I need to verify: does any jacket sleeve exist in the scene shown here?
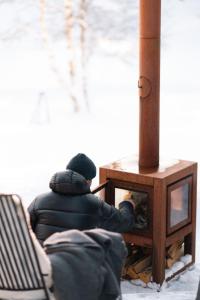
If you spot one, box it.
[27,199,37,232]
[98,200,136,233]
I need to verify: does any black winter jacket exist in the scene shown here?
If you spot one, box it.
[28,170,135,244]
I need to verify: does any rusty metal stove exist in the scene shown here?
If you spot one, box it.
[93,0,197,285]
[94,157,197,284]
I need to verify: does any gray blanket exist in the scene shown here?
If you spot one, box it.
[44,229,127,300]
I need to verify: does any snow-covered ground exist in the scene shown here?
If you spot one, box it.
[0,0,200,299]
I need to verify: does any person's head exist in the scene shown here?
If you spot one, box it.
[66,153,96,184]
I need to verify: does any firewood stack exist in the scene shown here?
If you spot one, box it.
[122,240,184,283]
[166,240,184,268]
[122,244,152,283]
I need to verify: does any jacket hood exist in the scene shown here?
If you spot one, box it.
[49,170,91,195]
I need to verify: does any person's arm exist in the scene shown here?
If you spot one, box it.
[98,200,136,233]
[27,199,37,232]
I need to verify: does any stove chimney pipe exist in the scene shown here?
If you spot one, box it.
[139,0,161,168]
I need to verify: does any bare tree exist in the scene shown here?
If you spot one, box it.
[64,0,80,112]
[39,0,66,86]
[78,0,89,111]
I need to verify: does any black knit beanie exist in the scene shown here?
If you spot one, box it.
[66,153,96,180]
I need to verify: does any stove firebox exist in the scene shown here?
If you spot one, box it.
[93,157,197,284]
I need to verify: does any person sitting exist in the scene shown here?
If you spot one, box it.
[25,204,127,300]
[28,153,136,245]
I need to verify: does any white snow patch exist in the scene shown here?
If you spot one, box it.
[180,254,193,265]
[131,279,147,288]
[171,261,185,274]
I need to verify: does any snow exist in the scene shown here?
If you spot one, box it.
[0,0,200,299]
[122,264,200,299]
[180,254,193,265]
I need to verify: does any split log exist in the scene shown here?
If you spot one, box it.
[131,255,152,274]
[166,247,183,269]
[138,268,152,284]
[167,240,183,259]
[126,266,139,280]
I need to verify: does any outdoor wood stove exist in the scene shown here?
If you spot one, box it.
[93,0,198,285]
[94,157,197,284]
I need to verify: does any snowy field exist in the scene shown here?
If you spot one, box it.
[0,0,200,299]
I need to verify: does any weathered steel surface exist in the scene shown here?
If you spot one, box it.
[139,0,161,168]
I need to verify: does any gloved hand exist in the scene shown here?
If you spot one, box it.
[123,199,136,210]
